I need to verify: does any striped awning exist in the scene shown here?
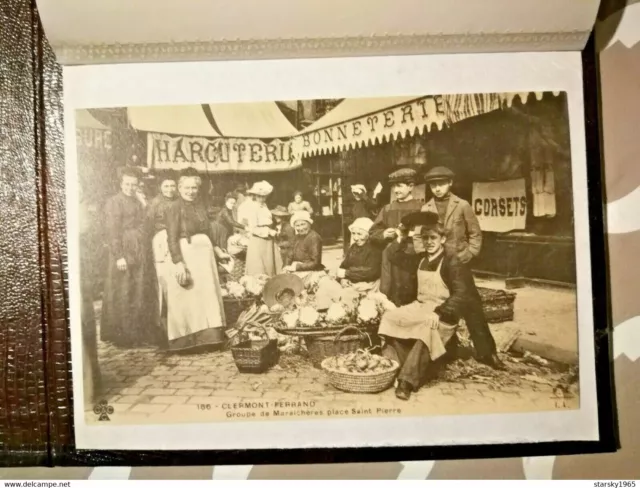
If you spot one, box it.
[294,92,559,157]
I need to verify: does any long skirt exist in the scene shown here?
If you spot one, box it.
[245,234,282,277]
[378,300,458,362]
[101,234,159,347]
[166,234,226,352]
[152,230,172,323]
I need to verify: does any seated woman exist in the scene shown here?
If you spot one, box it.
[283,211,323,273]
[336,217,382,291]
[283,211,325,287]
[378,211,503,401]
[314,217,382,311]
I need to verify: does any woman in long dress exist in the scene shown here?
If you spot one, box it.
[212,192,245,250]
[165,172,227,351]
[101,167,159,347]
[244,181,283,277]
[146,174,178,328]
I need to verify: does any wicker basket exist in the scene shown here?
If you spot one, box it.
[478,287,516,323]
[321,354,399,394]
[223,296,256,328]
[229,323,279,374]
[304,326,371,369]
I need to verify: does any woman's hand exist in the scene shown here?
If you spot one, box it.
[425,312,440,330]
[175,262,189,284]
[336,268,346,279]
[116,258,127,272]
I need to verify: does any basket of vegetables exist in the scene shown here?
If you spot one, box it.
[229,322,279,374]
[321,349,399,394]
[221,275,269,327]
[305,326,372,369]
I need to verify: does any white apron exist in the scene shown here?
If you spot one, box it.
[378,257,458,361]
[166,234,226,350]
[152,230,171,319]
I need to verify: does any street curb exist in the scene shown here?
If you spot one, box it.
[511,337,578,366]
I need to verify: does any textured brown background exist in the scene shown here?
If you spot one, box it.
[0,0,633,477]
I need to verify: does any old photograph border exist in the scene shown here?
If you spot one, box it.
[64,51,601,452]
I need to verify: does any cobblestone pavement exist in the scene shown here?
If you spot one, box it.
[90,245,579,423]
[94,338,578,423]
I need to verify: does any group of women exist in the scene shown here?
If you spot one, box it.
[95,168,368,355]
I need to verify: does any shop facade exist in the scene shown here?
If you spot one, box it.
[295,92,576,285]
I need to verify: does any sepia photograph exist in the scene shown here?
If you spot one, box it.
[64,52,598,451]
[75,91,581,425]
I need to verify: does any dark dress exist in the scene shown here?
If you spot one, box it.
[370,199,423,306]
[340,241,382,283]
[164,198,226,350]
[147,194,176,234]
[211,206,244,250]
[101,192,159,347]
[275,221,296,266]
[290,229,324,271]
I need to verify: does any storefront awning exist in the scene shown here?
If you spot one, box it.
[294,92,556,157]
[128,102,301,174]
[128,105,220,137]
[76,109,110,130]
[202,102,298,138]
[127,102,298,139]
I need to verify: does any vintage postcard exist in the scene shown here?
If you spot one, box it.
[65,52,598,450]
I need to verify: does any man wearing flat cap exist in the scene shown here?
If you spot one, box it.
[421,166,482,264]
[370,168,423,306]
[379,211,504,400]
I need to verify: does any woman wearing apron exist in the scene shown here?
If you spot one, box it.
[165,171,227,351]
[379,211,502,400]
[147,173,178,328]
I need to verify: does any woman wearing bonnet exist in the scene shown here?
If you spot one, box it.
[337,217,382,290]
[244,180,283,277]
[164,168,227,351]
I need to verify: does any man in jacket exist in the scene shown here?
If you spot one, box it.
[370,168,423,306]
[421,166,482,264]
[379,211,504,400]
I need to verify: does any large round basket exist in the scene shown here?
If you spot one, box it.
[321,357,399,394]
[274,321,379,338]
[229,323,279,374]
[224,296,256,328]
[304,326,371,369]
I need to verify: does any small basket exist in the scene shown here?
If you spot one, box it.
[229,323,279,374]
[223,296,256,328]
[304,325,371,369]
[321,352,399,394]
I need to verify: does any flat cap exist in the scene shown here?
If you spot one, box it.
[388,167,417,184]
[424,166,455,183]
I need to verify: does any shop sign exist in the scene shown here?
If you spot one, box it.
[472,178,527,233]
[148,133,301,173]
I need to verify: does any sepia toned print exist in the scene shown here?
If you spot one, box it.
[75,92,579,428]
